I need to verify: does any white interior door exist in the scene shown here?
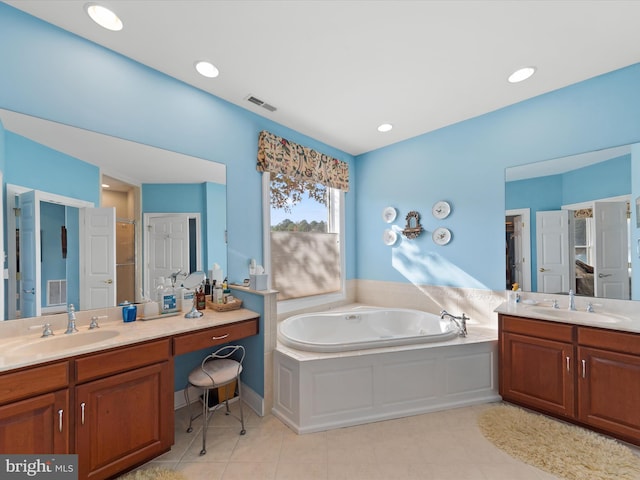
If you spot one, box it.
[18,190,41,318]
[536,210,574,294]
[146,215,191,294]
[593,201,629,299]
[80,207,116,310]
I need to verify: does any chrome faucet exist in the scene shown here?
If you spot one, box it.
[440,310,468,337]
[41,323,54,337]
[65,304,79,334]
[568,289,576,311]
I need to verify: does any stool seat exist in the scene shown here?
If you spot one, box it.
[188,359,242,387]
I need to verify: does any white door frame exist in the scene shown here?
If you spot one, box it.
[506,208,531,292]
[5,184,93,320]
[143,212,202,297]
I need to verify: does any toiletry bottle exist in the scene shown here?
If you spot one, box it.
[156,276,165,305]
[204,278,211,295]
[215,283,224,304]
[196,286,206,310]
[160,278,177,313]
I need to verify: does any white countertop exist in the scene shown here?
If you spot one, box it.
[0,308,259,372]
[495,300,640,334]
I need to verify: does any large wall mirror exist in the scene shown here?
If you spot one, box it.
[505,143,637,300]
[1,109,227,320]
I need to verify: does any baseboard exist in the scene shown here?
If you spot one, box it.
[174,382,264,417]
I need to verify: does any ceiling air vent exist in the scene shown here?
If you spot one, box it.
[246,95,277,113]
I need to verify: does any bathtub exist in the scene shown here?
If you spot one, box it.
[278,308,459,352]
[273,306,499,434]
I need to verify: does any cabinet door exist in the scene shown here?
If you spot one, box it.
[0,390,69,454]
[578,346,640,442]
[75,362,172,480]
[502,332,575,417]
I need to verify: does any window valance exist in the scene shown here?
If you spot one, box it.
[257,130,349,191]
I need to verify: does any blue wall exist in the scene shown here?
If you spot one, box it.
[356,65,640,291]
[0,2,356,287]
[5,132,99,204]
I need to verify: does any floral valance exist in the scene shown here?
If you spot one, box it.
[257,130,349,191]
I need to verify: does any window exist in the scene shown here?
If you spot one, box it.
[574,216,593,265]
[263,172,344,308]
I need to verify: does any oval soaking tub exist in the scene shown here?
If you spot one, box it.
[278,307,459,352]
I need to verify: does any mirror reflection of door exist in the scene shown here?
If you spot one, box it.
[144,213,201,298]
[535,203,630,299]
[100,175,141,305]
[18,190,40,318]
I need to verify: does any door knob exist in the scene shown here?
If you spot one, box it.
[22,288,35,294]
[104,279,113,284]
[539,268,548,272]
[598,273,612,278]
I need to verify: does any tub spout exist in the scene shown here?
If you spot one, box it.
[440,310,468,337]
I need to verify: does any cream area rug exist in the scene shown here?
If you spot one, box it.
[117,467,188,480]
[478,403,640,480]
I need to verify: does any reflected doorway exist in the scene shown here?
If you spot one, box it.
[101,175,141,304]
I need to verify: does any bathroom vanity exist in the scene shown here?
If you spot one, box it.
[497,304,640,446]
[0,309,259,479]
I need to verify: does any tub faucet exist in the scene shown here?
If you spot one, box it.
[440,310,468,337]
[568,289,576,311]
[65,304,79,334]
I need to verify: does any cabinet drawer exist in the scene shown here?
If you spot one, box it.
[500,315,574,342]
[173,318,259,355]
[75,339,171,384]
[578,327,640,356]
[0,362,69,405]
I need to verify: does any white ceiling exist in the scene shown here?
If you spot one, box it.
[5,0,640,156]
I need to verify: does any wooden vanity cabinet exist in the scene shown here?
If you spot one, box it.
[499,315,576,418]
[0,362,70,454]
[577,327,640,444]
[74,339,172,480]
[499,314,640,446]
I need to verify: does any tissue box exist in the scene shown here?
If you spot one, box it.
[249,274,268,291]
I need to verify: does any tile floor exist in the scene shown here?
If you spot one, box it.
[129,401,570,480]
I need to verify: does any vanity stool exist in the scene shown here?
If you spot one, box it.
[184,345,246,455]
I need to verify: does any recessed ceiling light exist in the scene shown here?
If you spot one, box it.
[85,4,123,31]
[377,123,393,133]
[508,66,536,84]
[101,183,110,188]
[195,61,219,78]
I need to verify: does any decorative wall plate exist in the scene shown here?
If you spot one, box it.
[432,200,451,219]
[383,229,398,246]
[432,227,452,245]
[382,206,397,223]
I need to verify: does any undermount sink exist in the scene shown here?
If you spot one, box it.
[525,305,630,324]
[4,329,120,358]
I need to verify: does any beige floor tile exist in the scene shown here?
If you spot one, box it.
[175,461,226,480]
[221,462,278,480]
[180,427,241,463]
[279,431,328,463]
[427,463,489,480]
[229,429,284,463]
[275,462,328,480]
[140,403,575,479]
